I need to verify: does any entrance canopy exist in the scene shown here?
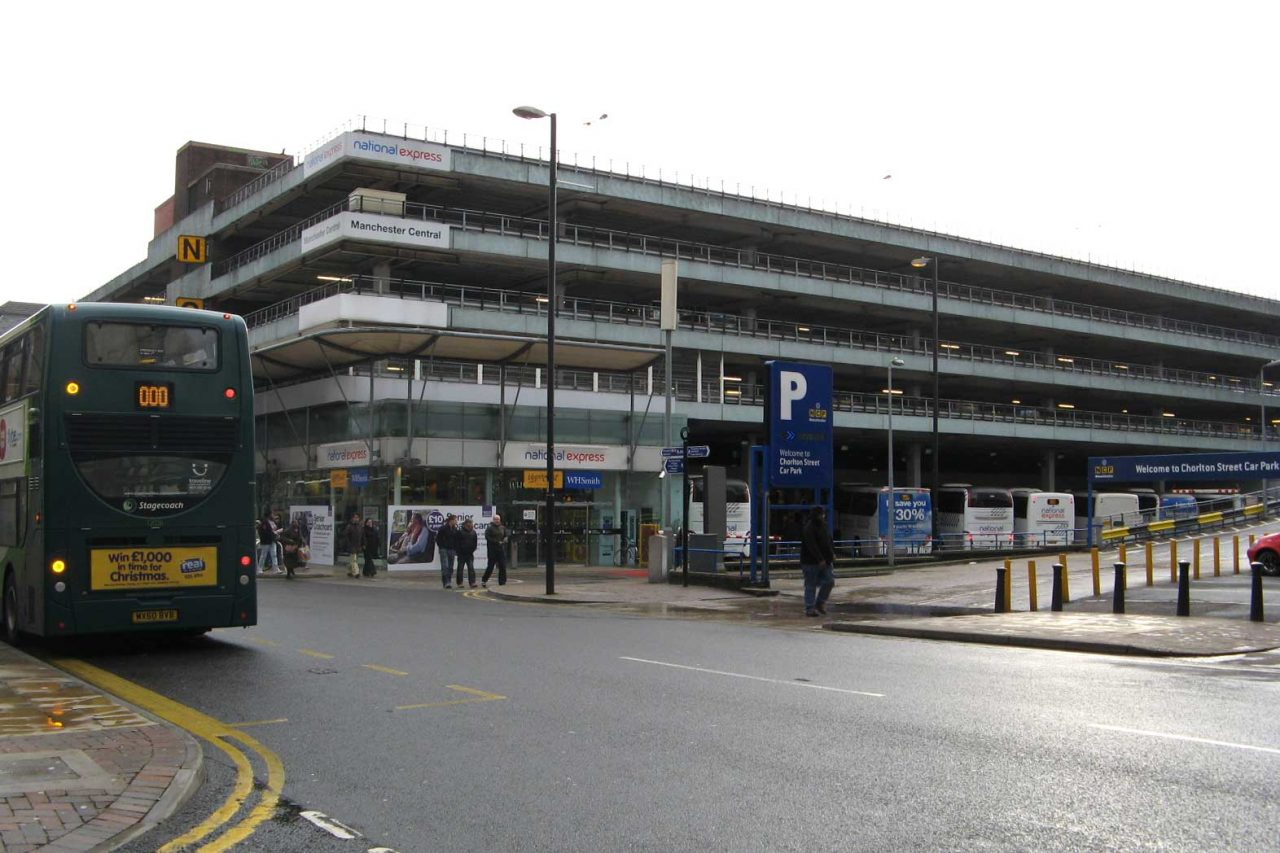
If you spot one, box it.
[1088,451,1280,485]
[252,326,663,383]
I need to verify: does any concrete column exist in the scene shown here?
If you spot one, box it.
[908,443,923,488]
[373,261,392,294]
[1041,449,1056,491]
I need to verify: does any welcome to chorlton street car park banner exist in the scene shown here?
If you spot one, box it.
[1089,451,1280,484]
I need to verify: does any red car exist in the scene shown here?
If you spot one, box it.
[1246,532,1280,576]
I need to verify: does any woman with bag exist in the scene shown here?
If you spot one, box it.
[362,518,380,577]
[280,521,304,580]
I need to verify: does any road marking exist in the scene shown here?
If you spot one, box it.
[620,657,884,698]
[52,658,285,852]
[229,718,289,728]
[1088,724,1280,756]
[362,664,409,677]
[395,684,507,711]
[299,648,335,660]
[245,637,278,646]
[300,810,361,840]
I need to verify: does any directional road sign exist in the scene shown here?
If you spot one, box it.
[661,447,684,458]
[685,445,710,458]
[664,458,685,474]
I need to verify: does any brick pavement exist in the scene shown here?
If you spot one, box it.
[0,647,200,852]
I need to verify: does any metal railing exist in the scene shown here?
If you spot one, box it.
[244,274,1272,398]
[221,195,1280,347]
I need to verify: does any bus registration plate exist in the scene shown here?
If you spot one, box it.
[131,609,178,624]
[90,547,218,591]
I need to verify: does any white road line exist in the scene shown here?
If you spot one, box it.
[300,810,362,840]
[620,656,884,697]
[1088,724,1280,756]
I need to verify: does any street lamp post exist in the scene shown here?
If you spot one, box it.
[886,356,905,567]
[1261,358,1280,516]
[911,257,940,549]
[514,105,558,595]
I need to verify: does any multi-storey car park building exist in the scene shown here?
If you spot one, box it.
[80,121,1280,565]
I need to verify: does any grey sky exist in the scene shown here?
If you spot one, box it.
[3,0,1275,304]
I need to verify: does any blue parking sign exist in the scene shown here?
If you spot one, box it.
[766,361,833,488]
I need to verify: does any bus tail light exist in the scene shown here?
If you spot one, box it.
[65,381,81,396]
[240,555,252,567]
[225,387,237,400]
[50,559,67,574]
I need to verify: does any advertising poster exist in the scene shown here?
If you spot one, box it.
[385,505,494,572]
[289,505,334,566]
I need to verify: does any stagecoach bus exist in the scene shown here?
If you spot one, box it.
[0,303,256,642]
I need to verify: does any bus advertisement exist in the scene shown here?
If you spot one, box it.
[1,303,257,643]
[837,486,932,556]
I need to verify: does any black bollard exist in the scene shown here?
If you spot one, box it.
[1251,562,1265,623]
[1177,560,1191,617]
[995,567,1009,613]
[1113,562,1126,614]
[1051,563,1064,612]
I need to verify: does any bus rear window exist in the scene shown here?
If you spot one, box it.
[85,322,218,370]
[969,489,1012,508]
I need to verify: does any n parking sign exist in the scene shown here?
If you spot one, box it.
[766,361,833,488]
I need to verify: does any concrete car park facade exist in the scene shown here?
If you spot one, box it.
[83,121,1280,564]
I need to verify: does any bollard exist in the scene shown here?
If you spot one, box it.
[1051,563,1064,612]
[1113,562,1127,614]
[1091,550,1101,597]
[1250,533,1257,546]
[1144,541,1154,587]
[1177,560,1191,617]
[1170,539,1179,584]
[1193,538,1201,580]
[1234,535,1241,575]
[1251,562,1265,623]
[995,567,1009,613]
[1119,543,1128,564]
[1213,537,1221,577]
[1062,555,1071,602]
[1028,560,1038,611]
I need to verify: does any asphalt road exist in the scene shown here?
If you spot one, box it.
[70,577,1280,852]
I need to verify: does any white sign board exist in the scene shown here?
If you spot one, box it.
[289,505,335,566]
[301,212,450,255]
[303,131,452,179]
[0,403,26,465]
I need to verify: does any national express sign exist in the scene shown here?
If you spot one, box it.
[303,132,452,179]
[1089,451,1280,484]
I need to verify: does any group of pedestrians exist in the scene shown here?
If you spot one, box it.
[343,513,381,578]
[435,513,509,590]
[258,510,307,580]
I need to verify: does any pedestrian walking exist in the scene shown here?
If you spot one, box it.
[800,505,836,617]
[482,513,509,587]
[437,514,458,587]
[257,512,282,575]
[362,518,380,577]
[344,511,362,578]
[455,518,478,588]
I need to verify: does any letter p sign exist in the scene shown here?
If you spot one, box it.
[779,370,807,421]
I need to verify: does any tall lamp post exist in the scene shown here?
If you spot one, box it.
[886,357,905,566]
[514,105,558,595]
[1261,358,1280,516]
[911,256,940,549]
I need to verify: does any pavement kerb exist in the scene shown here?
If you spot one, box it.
[0,644,205,852]
[825,621,1221,657]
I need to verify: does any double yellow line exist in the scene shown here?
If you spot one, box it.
[53,658,284,852]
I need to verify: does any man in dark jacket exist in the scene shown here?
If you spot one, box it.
[344,512,362,578]
[482,514,509,588]
[799,505,836,617]
[437,514,458,589]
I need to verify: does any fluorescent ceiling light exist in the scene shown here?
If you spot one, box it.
[797,326,810,332]
[316,275,353,282]
[1004,350,1020,356]
[724,389,742,396]
[721,375,742,382]
[1114,364,1129,370]
[880,389,904,395]
[1162,412,1176,418]
[1057,403,1075,409]
[1056,357,1074,364]
[940,343,960,350]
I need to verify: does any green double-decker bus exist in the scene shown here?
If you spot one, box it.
[0,302,256,642]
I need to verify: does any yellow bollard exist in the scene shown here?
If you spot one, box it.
[1119,543,1128,564]
[1193,538,1201,580]
[1170,539,1179,584]
[1003,564,1013,611]
[1234,535,1241,575]
[1145,541,1154,587]
[1028,560,1038,611]
[1213,537,1221,577]
[1250,533,1257,546]
[1091,547,1101,597]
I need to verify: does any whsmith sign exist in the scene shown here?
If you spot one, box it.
[1089,451,1280,484]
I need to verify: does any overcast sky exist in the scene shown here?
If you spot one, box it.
[3,1,1276,306]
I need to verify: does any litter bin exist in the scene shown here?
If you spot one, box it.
[648,533,670,583]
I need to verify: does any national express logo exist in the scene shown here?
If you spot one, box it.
[352,138,444,164]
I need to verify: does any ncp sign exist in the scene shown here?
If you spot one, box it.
[766,361,833,488]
